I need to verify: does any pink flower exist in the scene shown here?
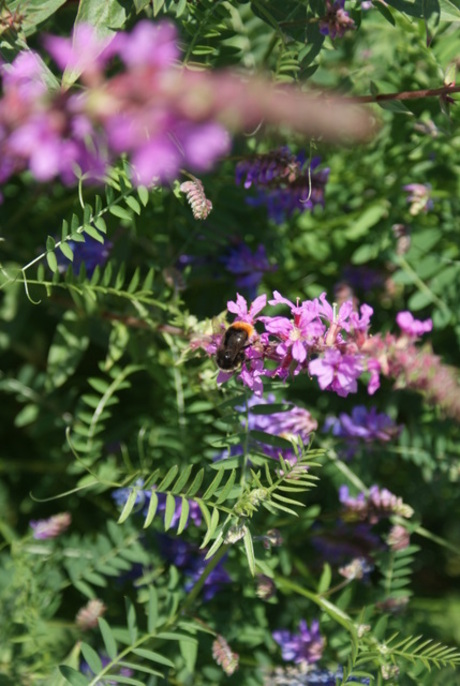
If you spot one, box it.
[309,348,363,397]
[45,24,115,74]
[227,293,267,323]
[396,311,432,337]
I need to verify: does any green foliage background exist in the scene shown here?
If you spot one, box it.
[1,0,460,684]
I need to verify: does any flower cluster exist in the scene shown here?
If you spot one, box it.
[339,485,414,524]
[0,23,373,190]
[215,393,317,468]
[158,535,231,601]
[112,479,202,530]
[57,235,113,276]
[324,405,401,458]
[220,243,277,298]
[273,620,325,665]
[264,665,370,685]
[403,183,433,215]
[197,292,374,398]
[0,22,229,187]
[29,512,71,539]
[212,635,239,676]
[236,149,329,223]
[319,0,356,40]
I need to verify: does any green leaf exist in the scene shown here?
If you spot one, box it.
[186,468,204,496]
[147,586,158,633]
[46,235,56,251]
[125,196,141,215]
[137,186,149,206]
[98,617,118,660]
[94,216,107,234]
[58,666,89,686]
[157,465,179,491]
[243,527,255,576]
[83,224,104,243]
[438,0,460,20]
[46,312,89,389]
[132,648,174,668]
[177,497,190,535]
[144,490,159,528]
[8,0,68,36]
[59,242,74,262]
[62,0,129,85]
[125,598,138,644]
[80,643,102,675]
[250,429,294,450]
[109,205,133,221]
[117,488,139,523]
[46,251,58,273]
[164,492,177,531]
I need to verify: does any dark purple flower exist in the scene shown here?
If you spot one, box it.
[324,405,401,451]
[29,512,71,540]
[236,149,329,224]
[311,521,383,565]
[396,311,432,338]
[319,0,356,39]
[273,619,324,665]
[57,236,112,277]
[221,243,276,297]
[158,535,231,601]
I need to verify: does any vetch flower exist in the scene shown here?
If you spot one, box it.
[237,150,329,224]
[212,635,239,676]
[339,485,414,524]
[319,0,356,39]
[221,243,276,297]
[324,406,401,457]
[29,512,71,539]
[75,599,107,630]
[56,235,113,277]
[338,557,374,581]
[403,183,433,215]
[273,619,324,665]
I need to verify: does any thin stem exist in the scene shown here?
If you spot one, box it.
[351,83,460,104]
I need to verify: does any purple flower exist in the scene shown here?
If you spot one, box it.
[324,406,401,452]
[311,521,383,564]
[57,236,112,276]
[236,149,329,224]
[272,619,324,665]
[44,23,115,73]
[29,512,71,540]
[309,348,363,397]
[319,0,356,39]
[267,665,370,684]
[158,535,231,601]
[221,243,276,297]
[114,20,179,68]
[226,292,267,323]
[396,311,432,338]
[339,485,414,524]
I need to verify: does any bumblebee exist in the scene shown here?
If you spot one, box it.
[215,321,254,371]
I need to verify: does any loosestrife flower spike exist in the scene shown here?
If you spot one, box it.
[0,22,374,188]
